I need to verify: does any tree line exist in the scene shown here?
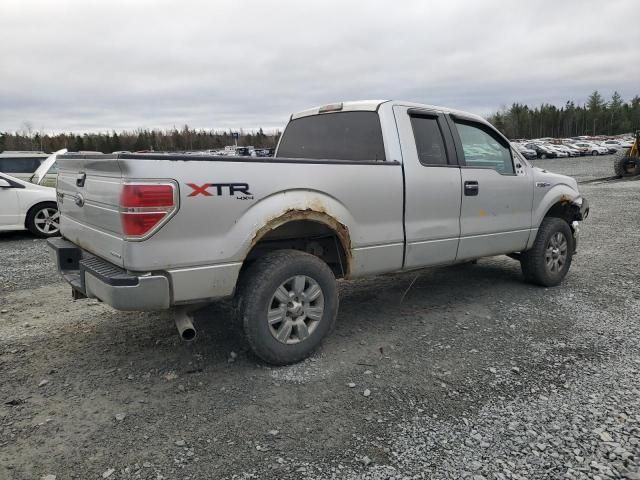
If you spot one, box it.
[0,125,281,153]
[2,90,639,153]
[488,90,640,140]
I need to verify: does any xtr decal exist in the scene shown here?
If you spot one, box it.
[187,183,253,199]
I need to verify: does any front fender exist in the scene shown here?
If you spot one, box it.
[532,184,583,227]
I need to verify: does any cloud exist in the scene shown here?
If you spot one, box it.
[1,0,638,132]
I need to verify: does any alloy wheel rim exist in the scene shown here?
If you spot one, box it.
[267,275,324,345]
[34,208,60,235]
[544,231,568,274]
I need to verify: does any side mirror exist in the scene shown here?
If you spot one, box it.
[0,179,12,188]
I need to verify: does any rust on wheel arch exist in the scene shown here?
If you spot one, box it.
[248,208,352,277]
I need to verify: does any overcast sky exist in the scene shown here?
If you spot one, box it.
[1,0,639,133]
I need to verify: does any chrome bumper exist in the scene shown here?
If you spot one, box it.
[48,237,170,311]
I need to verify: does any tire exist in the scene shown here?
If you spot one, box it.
[614,156,640,177]
[592,150,598,156]
[540,153,547,159]
[520,217,574,287]
[25,202,60,238]
[234,250,338,365]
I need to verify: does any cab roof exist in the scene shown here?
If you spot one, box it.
[290,100,487,124]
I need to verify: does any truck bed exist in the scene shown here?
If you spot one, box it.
[55,152,405,302]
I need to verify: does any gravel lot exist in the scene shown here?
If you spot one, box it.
[1,154,639,480]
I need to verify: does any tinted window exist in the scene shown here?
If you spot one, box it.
[0,157,43,173]
[455,122,514,174]
[277,112,386,161]
[410,116,448,166]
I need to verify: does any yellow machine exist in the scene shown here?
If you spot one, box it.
[614,130,640,177]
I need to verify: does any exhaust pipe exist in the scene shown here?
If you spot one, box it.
[175,308,197,342]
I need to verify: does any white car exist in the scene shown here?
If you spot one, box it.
[602,139,633,150]
[546,145,569,157]
[554,145,580,157]
[574,143,609,155]
[0,169,60,238]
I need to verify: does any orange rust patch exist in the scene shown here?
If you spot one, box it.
[249,208,352,277]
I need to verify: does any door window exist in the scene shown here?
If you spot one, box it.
[454,122,514,174]
[410,116,449,166]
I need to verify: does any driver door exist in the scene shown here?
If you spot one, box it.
[448,116,534,260]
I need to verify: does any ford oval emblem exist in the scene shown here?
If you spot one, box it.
[75,194,85,207]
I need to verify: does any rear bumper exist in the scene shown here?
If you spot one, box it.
[48,237,170,311]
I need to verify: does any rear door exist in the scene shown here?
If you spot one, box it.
[393,106,462,268]
[447,116,533,260]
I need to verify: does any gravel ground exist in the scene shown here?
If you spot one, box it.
[531,153,620,183]
[1,155,639,480]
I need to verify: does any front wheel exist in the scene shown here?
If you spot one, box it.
[520,217,574,287]
[26,202,60,238]
[234,250,338,365]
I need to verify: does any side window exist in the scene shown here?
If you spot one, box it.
[455,122,514,174]
[410,116,448,166]
[0,157,42,173]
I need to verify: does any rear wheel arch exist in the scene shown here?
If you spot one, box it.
[242,211,351,279]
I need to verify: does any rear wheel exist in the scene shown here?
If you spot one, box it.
[234,250,338,365]
[520,217,574,287]
[26,202,60,238]
[592,150,598,156]
[614,156,640,177]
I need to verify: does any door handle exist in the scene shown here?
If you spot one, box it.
[464,181,479,196]
[76,172,86,187]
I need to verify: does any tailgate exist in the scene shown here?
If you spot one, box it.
[56,154,125,267]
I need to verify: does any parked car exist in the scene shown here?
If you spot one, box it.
[513,144,537,160]
[524,143,557,158]
[0,171,60,237]
[49,100,589,365]
[602,140,625,151]
[255,148,275,157]
[553,145,580,157]
[0,151,49,183]
[546,145,569,158]
[563,144,584,156]
[564,143,588,155]
[574,143,609,155]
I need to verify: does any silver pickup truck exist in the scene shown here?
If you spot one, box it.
[49,100,589,365]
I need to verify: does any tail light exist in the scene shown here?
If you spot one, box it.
[120,182,178,240]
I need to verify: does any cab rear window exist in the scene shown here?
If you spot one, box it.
[277,111,386,161]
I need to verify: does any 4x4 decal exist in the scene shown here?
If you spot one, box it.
[187,183,253,199]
